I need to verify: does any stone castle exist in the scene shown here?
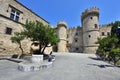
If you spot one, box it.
[0,0,112,54]
[55,7,112,53]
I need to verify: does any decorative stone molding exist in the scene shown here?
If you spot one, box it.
[18,61,53,72]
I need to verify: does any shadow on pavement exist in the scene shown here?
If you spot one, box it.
[88,57,102,61]
[88,57,120,68]
[87,64,115,68]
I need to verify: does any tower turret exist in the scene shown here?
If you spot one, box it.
[81,7,100,53]
[57,21,67,52]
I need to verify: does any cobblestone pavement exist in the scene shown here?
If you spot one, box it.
[0,52,120,80]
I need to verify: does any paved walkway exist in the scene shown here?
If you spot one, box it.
[0,52,120,80]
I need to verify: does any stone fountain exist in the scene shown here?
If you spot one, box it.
[18,41,53,72]
[18,54,53,72]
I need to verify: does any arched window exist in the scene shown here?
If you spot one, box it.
[94,24,98,28]
[67,34,69,38]
[75,32,78,36]
[107,32,110,36]
[76,48,79,51]
[90,17,93,19]
[75,39,78,42]
[102,32,105,36]
[88,35,91,38]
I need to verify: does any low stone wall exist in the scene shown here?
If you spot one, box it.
[0,54,12,58]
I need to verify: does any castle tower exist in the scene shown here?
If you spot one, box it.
[81,7,100,53]
[57,21,67,52]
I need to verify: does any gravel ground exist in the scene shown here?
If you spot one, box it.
[0,52,120,80]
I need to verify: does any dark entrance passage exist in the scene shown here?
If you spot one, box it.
[52,45,58,52]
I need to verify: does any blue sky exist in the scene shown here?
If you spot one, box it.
[18,0,120,28]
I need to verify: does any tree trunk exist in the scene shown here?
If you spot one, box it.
[20,43,24,54]
[39,43,42,54]
[18,42,24,59]
[113,55,117,66]
[41,45,47,54]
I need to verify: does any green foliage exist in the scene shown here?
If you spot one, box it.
[11,32,24,44]
[97,36,118,53]
[110,48,120,55]
[110,21,120,37]
[10,20,59,55]
[22,20,59,54]
[109,48,120,65]
[97,21,120,65]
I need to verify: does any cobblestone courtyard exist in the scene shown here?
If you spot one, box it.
[0,53,120,80]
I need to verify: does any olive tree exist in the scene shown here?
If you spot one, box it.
[11,32,25,58]
[22,20,59,55]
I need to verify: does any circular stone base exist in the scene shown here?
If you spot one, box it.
[18,61,53,72]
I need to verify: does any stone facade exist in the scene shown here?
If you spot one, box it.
[56,7,112,54]
[67,27,83,53]
[100,25,112,38]
[0,0,49,54]
[0,0,113,54]
[82,7,100,53]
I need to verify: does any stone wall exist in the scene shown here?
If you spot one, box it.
[0,0,49,25]
[0,0,113,54]
[67,27,83,53]
[0,0,49,54]
[100,25,112,38]
[56,7,112,54]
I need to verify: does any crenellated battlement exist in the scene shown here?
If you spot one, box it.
[68,26,82,31]
[57,21,67,28]
[81,7,99,22]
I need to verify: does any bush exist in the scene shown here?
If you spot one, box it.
[109,48,120,65]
